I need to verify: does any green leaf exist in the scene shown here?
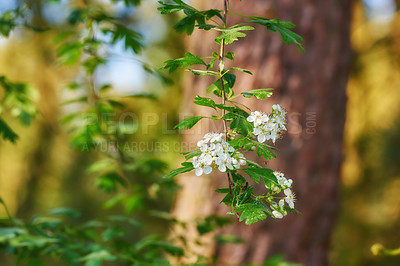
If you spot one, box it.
[0,118,19,143]
[184,150,202,160]
[193,96,217,109]
[236,201,270,225]
[83,57,106,74]
[163,162,194,179]
[242,167,278,186]
[102,227,125,241]
[229,137,249,149]
[124,92,158,100]
[216,104,248,118]
[224,52,234,60]
[124,194,144,213]
[158,1,222,35]
[188,69,219,77]
[249,18,304,51]
[160,52,207,73]
[56,41,83,66]
[79,250,117,263]
[251,140,276,160]
[206,72,236,98]
[87,159,116,174]
[230,116,253,136]
[174,116,204,130]
[229,67,253,75]
[31,217,62,229]
[242,88,273,99]
[196,24,216,30]
[49,207,81,218]
[0,228,27,242]
[215,26,255,45]
[95,172,127,193]
[0,10,17,37]
[103,194,127,209]
[231,172,246,183]
[103,24,143,54]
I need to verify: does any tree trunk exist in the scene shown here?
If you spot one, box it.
[173,0,352,265]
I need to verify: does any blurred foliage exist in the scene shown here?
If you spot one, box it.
[332,2,400,266]
[0,0,188,264]
[0,0,245,264]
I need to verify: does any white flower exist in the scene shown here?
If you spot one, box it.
[247,111,269,127]
[192,132,247,175]
[284,179,293,188]
[195,164,212,176]
[254,125,269,143]
[272,210,283,219]
[285,190,296,209]
[215,154,234,172]
[271,199,287,219]
[247,105,287,144]
[192,156,213,176]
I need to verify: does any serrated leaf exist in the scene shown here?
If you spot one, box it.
[249,18,304,51]
[163,162,194,179]
[160,52,207,73]
[0,118,19,143]
[206,73,236,98]
[174,116,204,130]
[228,137,249,149]
[242,167,278,186]
[193,96,216,109]
[215,26,254,45]
[229,67,252,75]
[236,201,269,225]
[158,1,222,35]
[230,116,253,136]
[251,140,276,160]
[241,88,273,99]
[103,24,143,54]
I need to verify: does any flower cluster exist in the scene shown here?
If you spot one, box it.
[247,104,287,143]
[267,171,296,219]
[192,133,246,176]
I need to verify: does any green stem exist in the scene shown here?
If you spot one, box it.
[227,11,254,19]
[219,0,234,202]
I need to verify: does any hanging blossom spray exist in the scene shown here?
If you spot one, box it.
[159,0,303,224]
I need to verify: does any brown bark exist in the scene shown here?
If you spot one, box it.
[173,0,352,265]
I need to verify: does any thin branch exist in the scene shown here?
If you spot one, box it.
[219,0,234,202]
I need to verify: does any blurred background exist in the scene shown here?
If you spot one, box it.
[0,0,399,265]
